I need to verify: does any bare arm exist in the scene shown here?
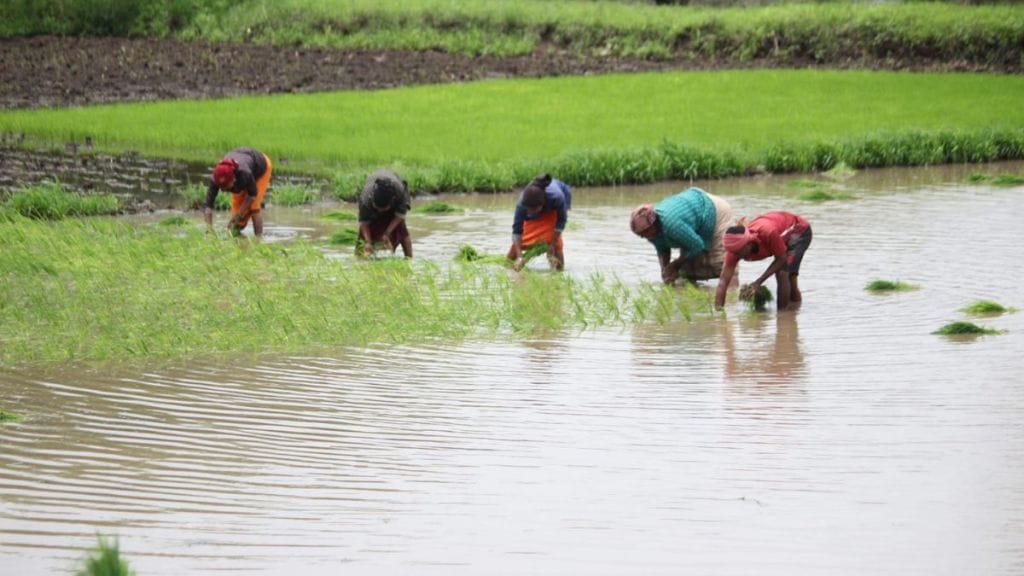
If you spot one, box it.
[715,261,737,309]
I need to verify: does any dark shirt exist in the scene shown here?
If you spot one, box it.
[512,178,572,236]
[358,169,411,223]
[205,147,268,209]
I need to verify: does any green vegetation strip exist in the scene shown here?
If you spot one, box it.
[0,409,21,423]
[4,0,1022,67]
[4,70,1023,196]
[865,279,918,293]
[933,321,1001,336]
[0,216,709,366]
[962,300,1015,315]
[76,536,133,576]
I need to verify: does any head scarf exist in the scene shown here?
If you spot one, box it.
[372,177,400,208]
[212,158,238,189]
[630,204,657,235]
[723,227,758,253]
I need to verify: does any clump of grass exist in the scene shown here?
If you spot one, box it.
[739,283,772,312]
[270,184,320,207]
[321,210,357,221]
[966,172,990,183]
[865,279,918,292]
[4,182,119,220]
[328,228,360,245]
[454,244,510,266]
[76,536,133,576]
[798,189,855,202]
[414,201,462,214]
[0,409,20,423]
[933,321,1001,336]
[962,299,1015,315]
[180,183,229,211]
[992,173,1024,186]
[789,179,828,189]
[158,215,188,226]
[823,161,855,180]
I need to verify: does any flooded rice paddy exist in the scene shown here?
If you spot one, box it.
[2,163,1023,575]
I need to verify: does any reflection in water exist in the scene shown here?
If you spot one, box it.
[3,163,1024,575]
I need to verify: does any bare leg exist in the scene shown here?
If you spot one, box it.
[551,246,565,271]
[252,211,264,237]
[401,236,413,258]
[789,274,802,303]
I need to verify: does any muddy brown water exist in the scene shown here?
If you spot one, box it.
[2,163,1023,575]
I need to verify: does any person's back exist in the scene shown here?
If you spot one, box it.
[651,187,716,257]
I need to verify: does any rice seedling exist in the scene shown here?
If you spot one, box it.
[966,172,990,183]
[414,201,462,214]
[269,183,320,206]
[180,183,229,211]
[962,300,1016,316]
[328,228,360,245]
[3,182,119,219]
[739,283,772,312]
[933,321,1001,336]
[75,536,133,576]
[865,279,918,292]
[3,71,1023,193]
[0,217,713,365]
[0,409,21,423]
[158,215,188,226]
[798,189,855,202]
[789,179,828,189]
[321,210,357,221]
[992,173,1024,186]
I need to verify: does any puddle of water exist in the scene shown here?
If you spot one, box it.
[2,162,1023,575]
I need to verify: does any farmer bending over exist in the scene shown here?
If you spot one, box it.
[205,147,272,237]
[358,169,413,258]
[630,187,733,284]
[714,211,812,311]
[508,173,572,271]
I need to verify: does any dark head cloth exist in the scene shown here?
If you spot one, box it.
[372,177,400,207]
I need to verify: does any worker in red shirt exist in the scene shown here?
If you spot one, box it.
[714,211,812,311]
[204,147,272,237]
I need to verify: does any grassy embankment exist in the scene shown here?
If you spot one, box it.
[3,70,1023,198]
[0,214,707,366]
[4,0,1022,66]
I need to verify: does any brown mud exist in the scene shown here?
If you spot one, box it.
[0,35,1015,206]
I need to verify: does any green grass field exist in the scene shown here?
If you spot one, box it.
[3,69,1023,195]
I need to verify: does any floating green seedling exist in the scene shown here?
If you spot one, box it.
[76,536,134,576]
[992,173,1024,186]
[962,299,1016,315]
[739,284,773,312]
[966,172,990,183]
[0,409,21,423]
[789,179,828,189]
[328,228,360,245]
[321,210,357,221]
[798,189,855,202]
[414,201,462,214]
[158,215,188,226]
[865,279,918,292]
[933,321,1001,336]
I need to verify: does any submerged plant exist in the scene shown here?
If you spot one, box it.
[414,201,462,214]
[933,321,1001,336]
[76,536,134,576]
[865,279,918,292]
[0,409,20,423]
[962,300,1015,315]
[966,172,990,183]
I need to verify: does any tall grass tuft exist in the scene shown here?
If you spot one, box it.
[76,536,134,576]
[4,182,119,220]
[865,279,917,292]
[270,184,320,207]
[0,217,710,366]
[933,321,1001,336]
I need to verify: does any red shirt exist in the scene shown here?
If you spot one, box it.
[725,211,809,266]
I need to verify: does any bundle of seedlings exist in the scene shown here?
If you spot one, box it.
[739,283,772,312]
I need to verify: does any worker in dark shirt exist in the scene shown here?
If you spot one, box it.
[204,147,272,237]
[358,169,413,258]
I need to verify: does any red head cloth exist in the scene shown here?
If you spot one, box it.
[630,204,656,235]
[212,158,238,189]
[723,227,758,253]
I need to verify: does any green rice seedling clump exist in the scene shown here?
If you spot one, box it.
[962,300,1015,315]
[933,321,1001,336]
[966,172,990,183]
[270,184,320,207]
[414,201,462,214]
[4,182,119,220]
[328,228,360,245]
[739,283,773,312]
[180,183,229,210]
[789,179,828,189]
[0,409,21,423]
[865,279,917,292]
[798,189,854,202]
[321,210,357,221]
[159,215,188,226]
[76,536,133,576]
[992,173,1024,186]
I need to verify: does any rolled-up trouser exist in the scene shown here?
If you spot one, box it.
[679,192,733,281]
[784,226,812,275]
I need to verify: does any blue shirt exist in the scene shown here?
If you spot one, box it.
[512,179,572,236]
[648,187,717,260]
